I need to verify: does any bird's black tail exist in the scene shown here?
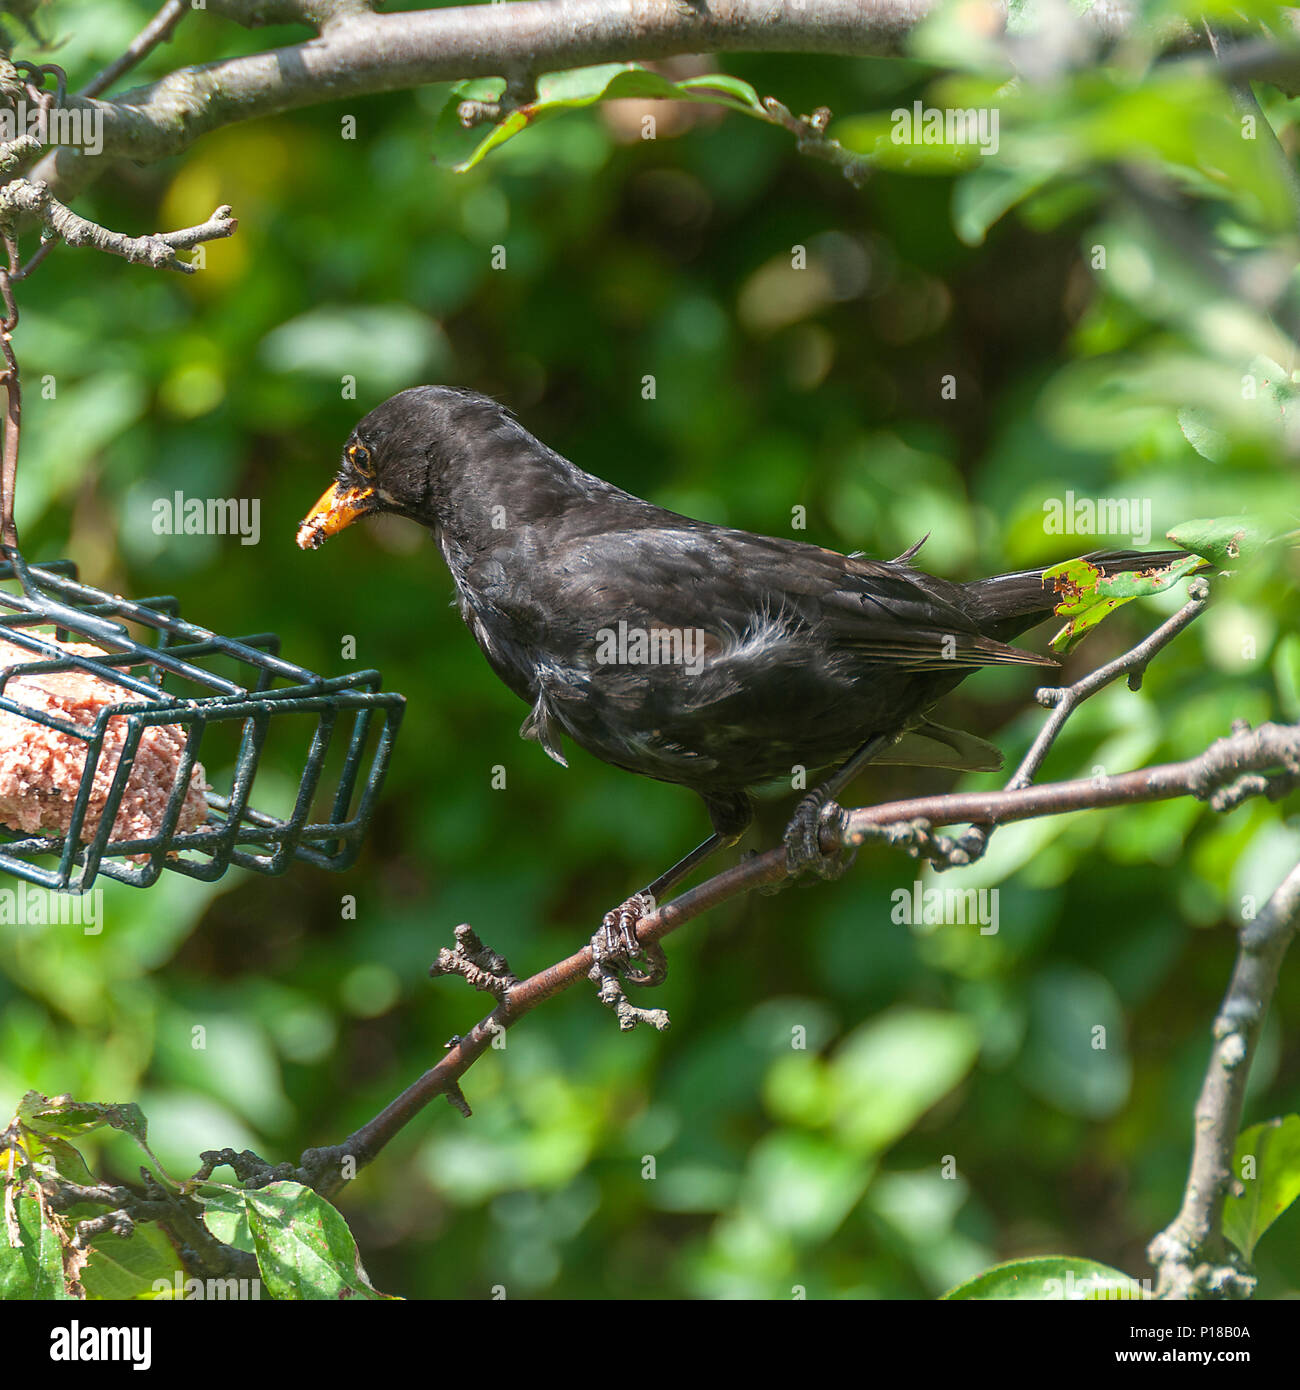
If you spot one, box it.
[967,548,1193,637]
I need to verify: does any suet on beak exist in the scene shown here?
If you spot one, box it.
[296,482,375,550]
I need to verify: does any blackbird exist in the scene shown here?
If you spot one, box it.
[298,386,1186,978]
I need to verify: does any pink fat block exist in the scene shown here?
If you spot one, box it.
[0,635,209,846]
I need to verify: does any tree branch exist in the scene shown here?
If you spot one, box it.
[0,180,235,273]
[1148,859,1300,1299]
[841,720,1300,862]
[25,0,955,198]
[307,712,1299,1195]
[205,0,377,29]
[6,0,1294,1289]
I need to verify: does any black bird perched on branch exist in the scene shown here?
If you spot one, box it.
[298,386,1185,978]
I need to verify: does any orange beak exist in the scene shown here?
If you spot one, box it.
[296,482,375,551]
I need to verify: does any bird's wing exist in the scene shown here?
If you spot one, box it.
[819,555,1057,670]
[537,523,1054,671]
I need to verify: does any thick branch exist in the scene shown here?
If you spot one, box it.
[1011,582,1208,791]
[19,0,1231,204]
[205,0,376,28]
[27,0,949,196]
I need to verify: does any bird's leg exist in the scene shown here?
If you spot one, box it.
[594,829,740,987]
[783,732,896,880]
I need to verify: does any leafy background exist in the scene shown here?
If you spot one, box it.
[0,0,1298,1298]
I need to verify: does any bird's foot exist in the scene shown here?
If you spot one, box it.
[783,792,856,880]
[590,891,669,988]
[588,892,671,1032]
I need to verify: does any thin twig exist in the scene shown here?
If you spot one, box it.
[760,96,872,187]
[1015,580,1209,789]
[937,580,1210,867]
[0,232,20,551]
[0,181,236,274]
[78,0,190,101]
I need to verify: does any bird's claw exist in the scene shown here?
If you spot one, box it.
[783,792,856,880]
[604,890,653,957]
[591,891,668,987]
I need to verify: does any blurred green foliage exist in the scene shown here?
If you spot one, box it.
[0,0,1298,1298]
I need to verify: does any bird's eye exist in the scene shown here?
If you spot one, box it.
[347,441,374,477]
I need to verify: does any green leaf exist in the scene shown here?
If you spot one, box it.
[1222,1115,1300,1260]
[13,1092,178,1194]
[23,1134,95,1186]
[945,1256,1148,1300]
[1274,633,1300,720]
[242,1182,395,1300]
[1246,354,1298,412]
[740,1131,874,1241]
[1178,357,1300,464]
[953,164,1054,245]
[673,74,767,108]
[0,1192,71,1299]
[198,1185,257,1253]
[835,111,984,173]
[824,1009,980,1157]
[434,63,768,173]
[1165,516,1272,568]
[1045,553,1202,653]
[17,1091,150,1146]
[1177,407,1229,464]
[80,1224,187,1301]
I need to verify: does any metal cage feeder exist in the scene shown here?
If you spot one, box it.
[0,551,405,893]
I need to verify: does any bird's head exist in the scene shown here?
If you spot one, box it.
[296,385,508,550]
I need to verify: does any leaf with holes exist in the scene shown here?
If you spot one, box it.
[1165,516,1272,569]
[1045,554,1202,654]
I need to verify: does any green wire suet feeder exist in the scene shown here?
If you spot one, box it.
[0,550,404,893]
